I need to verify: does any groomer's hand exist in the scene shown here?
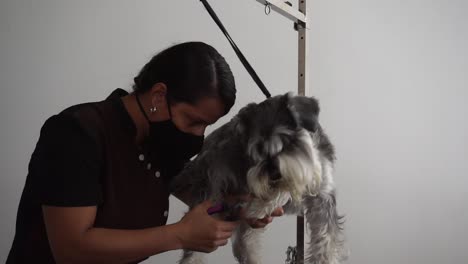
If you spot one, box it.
[175,200,239,253]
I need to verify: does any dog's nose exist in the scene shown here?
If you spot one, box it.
[266,158,281,181]
[256,143,262,154]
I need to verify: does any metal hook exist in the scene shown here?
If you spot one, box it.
[265,1,271,15]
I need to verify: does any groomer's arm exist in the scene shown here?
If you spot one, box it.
[43,201,238,264]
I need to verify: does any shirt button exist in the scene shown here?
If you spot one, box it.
[155,171,161,178]
[164,210,168,217]
[138,154,145,161]
[147,163,151,170]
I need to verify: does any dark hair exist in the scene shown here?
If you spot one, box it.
[133,42,236,114]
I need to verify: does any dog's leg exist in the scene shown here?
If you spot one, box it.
[304,192,345,264]
[232,221,264,264]
[178,250,206,264]
[283,199,304,215]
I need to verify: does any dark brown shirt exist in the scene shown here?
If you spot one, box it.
[7,89,187,263]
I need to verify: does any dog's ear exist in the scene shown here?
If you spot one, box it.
[287,95,320,132]
[232,102,258,136]
[276,93,301,129]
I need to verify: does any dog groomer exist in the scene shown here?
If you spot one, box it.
[7,42,283,263]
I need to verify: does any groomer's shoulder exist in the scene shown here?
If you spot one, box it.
[40,88,127,142]
[32,109,104,206]
[39,102,103,145]
[31,91,126,206]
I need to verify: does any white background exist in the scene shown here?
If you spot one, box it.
[1,0,467,263]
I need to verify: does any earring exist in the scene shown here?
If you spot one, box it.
[149,106,157,113]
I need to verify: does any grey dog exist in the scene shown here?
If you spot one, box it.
[170,93,346,264]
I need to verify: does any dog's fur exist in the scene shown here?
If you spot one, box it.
[170,93,346,264]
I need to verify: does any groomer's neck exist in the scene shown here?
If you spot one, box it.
[122,93,149,145]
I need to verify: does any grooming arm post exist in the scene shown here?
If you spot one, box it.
[254,1,309,263]
[296,2,307,263]
[297,0,308,97]
[255,1,308,263]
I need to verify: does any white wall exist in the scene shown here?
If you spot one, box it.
[1,0,467,263]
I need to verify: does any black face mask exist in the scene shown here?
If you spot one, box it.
[136,94,204,161]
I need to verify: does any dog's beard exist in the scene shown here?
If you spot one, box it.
[246,129,323,218]
[244,192,291,219]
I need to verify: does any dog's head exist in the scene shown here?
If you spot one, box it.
[233,93,324,203]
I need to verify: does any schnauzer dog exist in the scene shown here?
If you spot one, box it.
[170,93,346,264]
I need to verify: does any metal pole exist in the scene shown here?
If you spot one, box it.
[297,0,307,263]
[298,0,308,97]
